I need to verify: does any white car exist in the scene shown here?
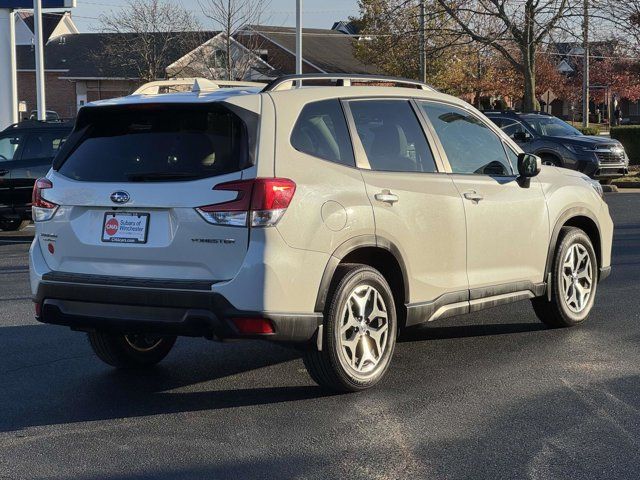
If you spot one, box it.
[30,75,613,391]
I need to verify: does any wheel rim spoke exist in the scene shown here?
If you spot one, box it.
[561,243,593,313]
[338,284,389,374]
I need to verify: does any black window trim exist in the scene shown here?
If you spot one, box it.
[341,96,448,174]
[289,98,358,169]
[417,99,519,178]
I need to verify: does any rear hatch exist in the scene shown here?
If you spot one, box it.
[37,102,256,282]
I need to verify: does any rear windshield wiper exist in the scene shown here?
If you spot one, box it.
[125,172,203,182]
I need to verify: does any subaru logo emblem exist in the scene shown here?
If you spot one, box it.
[110,191,130,204]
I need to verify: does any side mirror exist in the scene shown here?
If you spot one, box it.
[517,153,541,178]
[513,131,532,142]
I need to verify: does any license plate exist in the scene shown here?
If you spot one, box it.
[102,212,150,244]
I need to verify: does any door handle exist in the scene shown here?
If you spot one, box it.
[375,190,399,205]
[0,169,8,176]
[463,191,484,202]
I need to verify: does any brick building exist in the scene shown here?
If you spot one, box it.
[15,14,378,122]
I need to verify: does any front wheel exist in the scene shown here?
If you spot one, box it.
[540,155,561,167]
[88,332,176,369]
[532,227,598,328]
[304,264,397,392]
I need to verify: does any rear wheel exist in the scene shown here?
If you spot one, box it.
[599,179,613,185]
[88,331,176,369]
[304,264,397,392]
[0,219,29,231]
[532,227,598,328]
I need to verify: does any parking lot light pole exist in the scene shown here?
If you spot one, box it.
[582,0,589,128]
[33,0,47,121]
[296,0,302,75]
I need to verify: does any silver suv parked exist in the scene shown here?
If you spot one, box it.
[29,75,614,392]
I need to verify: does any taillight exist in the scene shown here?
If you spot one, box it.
[196,178,296,227]
[32,178,58,222]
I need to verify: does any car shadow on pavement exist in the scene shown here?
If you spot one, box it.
[399,321,547,342]
[0,324,336,433]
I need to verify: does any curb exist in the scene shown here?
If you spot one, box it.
[602,185,618,193]
[612,182,640,189]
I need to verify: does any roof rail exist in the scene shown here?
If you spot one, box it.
[262,74,435,92]
[2,119,71,131]
[132,78,266,95]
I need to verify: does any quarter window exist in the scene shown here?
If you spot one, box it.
[421,102,512,176]
[348,100,437,173]
[290,100,355,167]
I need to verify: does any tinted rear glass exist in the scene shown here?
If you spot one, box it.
[58,105,248,182]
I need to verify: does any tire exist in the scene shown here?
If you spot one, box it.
[532,227,598,328]
[88,331,177,369]
[540,154,561,167]
[0,219,29,231]
[304,264,397,392]
[599,179,612,185]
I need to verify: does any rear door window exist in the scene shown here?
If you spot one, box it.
[22,130,68,160]
[348,99,437,173]
[57,105,248,182]
[0,134,24,162]
[290,100,355,167]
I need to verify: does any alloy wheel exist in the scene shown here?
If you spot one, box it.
[338,284,390,375]
[562,243,593,313]
[124,334,164,352]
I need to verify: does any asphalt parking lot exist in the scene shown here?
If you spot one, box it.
[1,193,639,480]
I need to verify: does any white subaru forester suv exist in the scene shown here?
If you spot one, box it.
[29,75,613,392]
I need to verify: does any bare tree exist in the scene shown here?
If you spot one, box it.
[432,0,575,112]
[198,0,270,80]
[595,0,640,53]
[99,0,205,82]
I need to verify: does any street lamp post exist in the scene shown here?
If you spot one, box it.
[295,0,302,75]
[33,0,47,121]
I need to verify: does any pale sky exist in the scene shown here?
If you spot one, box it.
[65,0,360,32]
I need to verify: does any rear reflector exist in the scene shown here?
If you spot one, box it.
[34,302,41,318]
[196,178,296,227]
[232,317,275,335]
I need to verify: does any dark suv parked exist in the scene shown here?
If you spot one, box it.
[0,121,71,231]
[485,111,629,182]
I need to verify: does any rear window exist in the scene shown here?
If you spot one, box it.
[57,105,248,182]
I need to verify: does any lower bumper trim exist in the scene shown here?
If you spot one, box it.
[35,280,322,343]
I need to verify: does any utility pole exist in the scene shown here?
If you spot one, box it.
[295,0,302,75]
[419,0,426,84]
[582,0,589,128]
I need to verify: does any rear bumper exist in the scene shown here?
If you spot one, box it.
[34,273,322,343]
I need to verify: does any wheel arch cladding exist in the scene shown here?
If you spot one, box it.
[546,209,602,278]
[314,236,409,327]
